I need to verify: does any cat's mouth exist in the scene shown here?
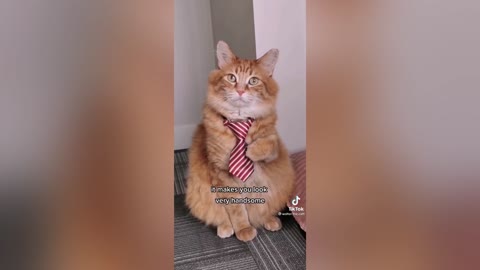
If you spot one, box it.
[229,96,251,107]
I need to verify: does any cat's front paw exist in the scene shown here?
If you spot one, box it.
[246,142,264,162]
[245,135,253,145]
[246,141,277,162]
[235,226,257,242]
[263,216,282,231]
[217,224,234,238]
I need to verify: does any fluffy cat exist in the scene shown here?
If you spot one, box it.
[185,41,295,242]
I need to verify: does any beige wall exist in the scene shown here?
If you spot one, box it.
[373,0,480,202]
[0,0,99,187]
[174,0,216,149]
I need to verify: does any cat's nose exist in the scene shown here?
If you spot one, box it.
[236,90,245,96]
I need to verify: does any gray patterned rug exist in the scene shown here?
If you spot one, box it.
[174,149,306,270]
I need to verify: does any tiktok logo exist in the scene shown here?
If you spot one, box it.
[291,195,300,206]
[288,195,305,214]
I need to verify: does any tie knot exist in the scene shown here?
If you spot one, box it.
[224,118,253,139]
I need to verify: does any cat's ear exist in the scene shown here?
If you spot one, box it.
[216,41,236,69]
[257,49,279,77]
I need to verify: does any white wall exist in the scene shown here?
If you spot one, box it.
[253,0,307,153]
[174,0,215,149]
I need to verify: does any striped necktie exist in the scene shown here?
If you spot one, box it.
[224,118,254,181]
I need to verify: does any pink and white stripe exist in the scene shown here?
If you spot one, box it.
[287,150,307,231]
[224,118,254,181]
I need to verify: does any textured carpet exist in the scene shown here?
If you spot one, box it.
[174,149,306,270]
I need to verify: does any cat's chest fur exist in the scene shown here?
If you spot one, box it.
[237,165,274,201]
[221,105,262,121]
[242,164,266,185]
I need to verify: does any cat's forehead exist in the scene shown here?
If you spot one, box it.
[226,59,259,74]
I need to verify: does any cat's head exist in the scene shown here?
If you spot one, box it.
[207,41,279,120]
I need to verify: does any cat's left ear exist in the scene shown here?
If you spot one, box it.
[216,41,237,69]
[256,49,279,77]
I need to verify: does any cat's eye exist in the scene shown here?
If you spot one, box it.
[248,77,259,85]
[226,74,237,83]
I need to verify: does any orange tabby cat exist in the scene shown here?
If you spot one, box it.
[185,41,295,242]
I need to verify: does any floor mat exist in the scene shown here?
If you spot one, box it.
[174,149,189,195]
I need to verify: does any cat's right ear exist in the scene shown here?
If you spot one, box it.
[216,41,236,69]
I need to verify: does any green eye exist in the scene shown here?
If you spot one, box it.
[248,77,259,85]
[226,74,237,83]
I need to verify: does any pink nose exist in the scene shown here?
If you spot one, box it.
[237,90,245,96]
